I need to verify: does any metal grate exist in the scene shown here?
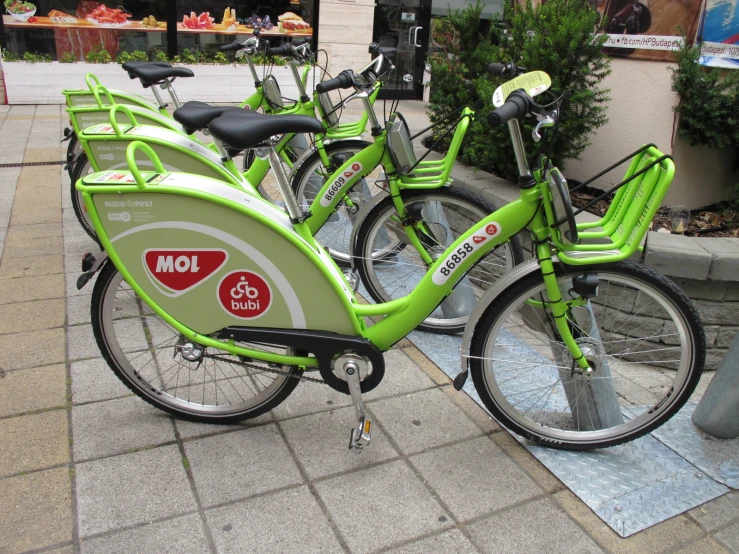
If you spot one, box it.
[0,160,67,168]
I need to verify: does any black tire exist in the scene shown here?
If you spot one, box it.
[354,187,525,334]
[469,261,705,450]
[70,152,100,243]
[91,262,303,423]
[66,132,83,180]
[289,139,375,266]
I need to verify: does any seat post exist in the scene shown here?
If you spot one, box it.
[161,79,182,109]
[149,86,167,110]
[266,147,305,223]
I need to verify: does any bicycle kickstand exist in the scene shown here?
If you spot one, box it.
[337,354,372,451]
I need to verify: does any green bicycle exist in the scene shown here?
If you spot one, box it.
[75,64,704,451]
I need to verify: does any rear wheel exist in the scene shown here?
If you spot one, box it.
[91,262,303,423]
[469,261,705,450]
[70,152,98,241]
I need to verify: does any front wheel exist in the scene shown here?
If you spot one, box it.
[469,261,705,450]
[90,262,303,423]
[354,187,524,334]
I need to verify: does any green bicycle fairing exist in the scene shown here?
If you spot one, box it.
[78,170,363,338]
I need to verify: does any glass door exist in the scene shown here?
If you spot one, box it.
[372,0,431,100]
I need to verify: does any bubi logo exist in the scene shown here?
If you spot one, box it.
[218,270,272,319]
[143,249,228,297]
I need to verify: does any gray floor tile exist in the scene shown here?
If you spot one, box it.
[409,436,543,521]
[384,529,477,554]
[690,492,739,532]
[175,413,271,440]
[71,357,132,404]
[272,378,354,421]
[66,293,92,325]
[467,498,604,554]
[67,323,101,361]
[64,232,99,254]
[185,424,303,507]
[72,396,175,460]
[76,444,196,537]
[370,388,482,455]
[365,348,436,401]
[79,513,210,554]
[207,486,343,554]
[280,405,399,480]
[716,520,739,553]
[315,460,450,554]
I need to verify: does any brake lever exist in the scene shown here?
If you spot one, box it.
[532,110,557,143]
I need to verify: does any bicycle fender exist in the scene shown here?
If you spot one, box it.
[77,250,110,290]
[457,258,543,388]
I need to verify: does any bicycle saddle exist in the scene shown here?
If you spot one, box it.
[130,65,194,87]
[208,108,324,150]
[173,101,236,134]
[121,61,172,79]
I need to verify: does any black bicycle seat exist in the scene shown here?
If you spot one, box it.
[130,65,194,87]
[208,108,324,150]
[121,61,172,79]
[173,101,236,134]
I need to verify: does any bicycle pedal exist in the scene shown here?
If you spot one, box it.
[349,415,372,451]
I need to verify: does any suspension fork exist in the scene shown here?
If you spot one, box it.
[535,242,590,371]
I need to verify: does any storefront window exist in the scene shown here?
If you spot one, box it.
[1,0,315,61]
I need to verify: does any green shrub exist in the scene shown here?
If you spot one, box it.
[1,48,20,61]
[427,0,611,180]
[22,51,52,63]
[116,50,148,64]
[59,51,76,63]
[86,44,112,64]
[670,38,739,168]
[153,49,170,62]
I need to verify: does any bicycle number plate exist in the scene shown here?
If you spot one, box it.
[492,71,552,107]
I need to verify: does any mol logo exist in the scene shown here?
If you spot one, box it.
[218,270,272,319]
[143,249,228,297]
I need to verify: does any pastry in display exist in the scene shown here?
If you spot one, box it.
[245,14,273,30]
[49,8,77,23]
[222,7,236,27]
[141,15,164,28]
[278,12,309,31]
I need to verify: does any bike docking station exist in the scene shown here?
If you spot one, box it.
[396,144,739,537]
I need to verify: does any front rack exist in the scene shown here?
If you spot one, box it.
[386,105,474,189]
[549,144,675,266]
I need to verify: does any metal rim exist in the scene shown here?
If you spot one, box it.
[480,270,694,444]
[99,270,297,418]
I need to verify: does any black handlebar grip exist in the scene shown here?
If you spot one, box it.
[266,43,292,57]
[220,41,242,52]
[487,62,508,77]
[487,90,532,128]
[368,42,380,55]
[315,70,354,94]
[292,37,310,47]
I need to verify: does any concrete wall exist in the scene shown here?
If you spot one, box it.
[317,0,374,79]
[565,58,739,210]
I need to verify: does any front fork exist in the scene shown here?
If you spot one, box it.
[534,242,591,373]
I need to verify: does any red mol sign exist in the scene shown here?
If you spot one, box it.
[144,249,228,295]
[218,270,272,319]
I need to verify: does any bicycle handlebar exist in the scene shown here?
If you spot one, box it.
[315,70,354,94]
[266,43,293,57]
[487,90,532,128]
[487,62,527,79]
[220,40,243,52]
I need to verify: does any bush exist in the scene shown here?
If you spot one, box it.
[153,49,169,62]
[59,51,76,63]
[1,48,20,61]
[22,51,52,63]
[427,0,611,180]
[116,50,148,64]
[86,44,112,64]
[670,38,739,168]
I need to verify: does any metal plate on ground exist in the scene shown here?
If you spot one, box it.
[407,329,733,537]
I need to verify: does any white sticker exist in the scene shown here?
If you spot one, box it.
[431,222,501,285]
[320,162,363,208]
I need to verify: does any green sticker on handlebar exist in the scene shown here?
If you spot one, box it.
[492,71,552,107]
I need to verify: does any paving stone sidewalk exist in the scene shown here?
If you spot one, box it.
[0,103,737,554]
